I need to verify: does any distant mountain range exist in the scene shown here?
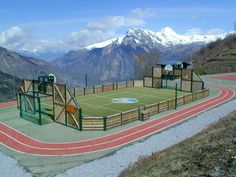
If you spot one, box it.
[13,27,229,61]
[52,27,229,85]
[0,47,79,88]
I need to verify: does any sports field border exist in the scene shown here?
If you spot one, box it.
[0,85,234,156]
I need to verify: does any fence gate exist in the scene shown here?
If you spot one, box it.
[19,93,42,125]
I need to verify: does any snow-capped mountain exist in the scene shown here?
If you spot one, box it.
[84,27,228,50]
[18,48,66,61]
[13,27,229,60]
[85,37,124,50]
[54,27,229,85]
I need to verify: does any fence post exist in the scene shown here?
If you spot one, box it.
[157,102,160,113]
[85,74,88,87]
[65,85,67,125]
[103,115,107,131]
[191,70,193,92]
[73,88,76,97]
[133,80,135,87]
[19,93,23,117]
[138,107,140,120]
[79,108,83,131]
[102,84,104,92]
[93,85,95,93]
[141,112,144,121]
[175,83,177,109]
[113,83,115,90]
[143,76,145,87]
[83,87,85,95]
[120,113,123,125]
[38,97,42,125]
[126,81,128,88]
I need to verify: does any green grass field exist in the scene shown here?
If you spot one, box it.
[76,87,187,117]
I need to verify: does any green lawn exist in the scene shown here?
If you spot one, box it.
[76,87,186,117]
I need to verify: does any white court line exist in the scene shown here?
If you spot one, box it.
[80,102,121,113]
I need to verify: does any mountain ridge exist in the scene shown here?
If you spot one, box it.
[83,27,229,51]
[0,46,79,88]
[0,70,22,102]
[53,27,225,85]
[11,27,230,60]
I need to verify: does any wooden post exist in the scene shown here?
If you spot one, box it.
[85,74,88,87]
[79,108,83,131]
[19,93,22,117]
[65,84,67,125]
[38,97,42,125]
[103,116,107,131]
[175,83,177,110]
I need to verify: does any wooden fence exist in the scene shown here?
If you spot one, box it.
[73,80,139,97]
[81,88,209,130]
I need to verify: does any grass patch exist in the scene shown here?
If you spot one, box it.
[120,110,236,177]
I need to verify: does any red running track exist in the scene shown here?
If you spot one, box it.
[0,101,16,109]
[0,85,234,156]
[209,74,236,81]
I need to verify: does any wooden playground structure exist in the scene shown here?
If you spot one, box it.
[17,76,83,130]
[143,63,204,92]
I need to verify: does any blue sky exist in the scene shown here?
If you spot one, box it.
[0,0,236,53]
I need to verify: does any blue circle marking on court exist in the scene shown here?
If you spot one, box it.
[112,98,138,104]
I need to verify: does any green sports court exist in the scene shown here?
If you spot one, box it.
[77,86,186,117]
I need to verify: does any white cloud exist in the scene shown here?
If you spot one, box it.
[22,18,89,28]
[0,8,155,54]
[64,8,153,47]
[206,28,225,35]
[185,28,203,35]
[0,26,30,46]
[185,28,225,35]
[0,26,72,55]
[131,8,155,17]
[87,16,145,32]
[64,29,116,47]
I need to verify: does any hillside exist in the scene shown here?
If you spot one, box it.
[120,110,236,177]
[0,71,22,102]
[0,47,60,80]
[0,47,79,87]
[185,34,236,74]
[54,44,161,84]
